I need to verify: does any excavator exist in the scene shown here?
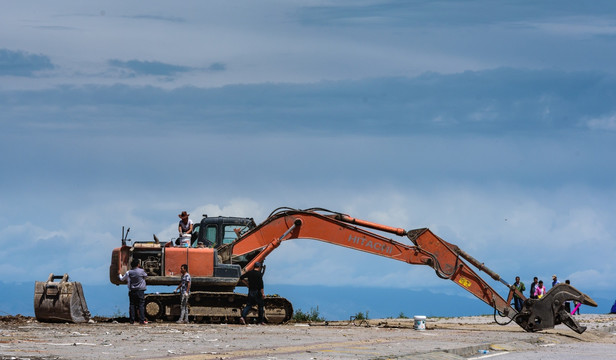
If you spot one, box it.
[108,207,597,333]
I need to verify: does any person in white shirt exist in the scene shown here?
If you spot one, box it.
[178,211,193,247]
[174,264,191,324]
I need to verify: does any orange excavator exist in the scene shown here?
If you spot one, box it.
[109,207,596,333]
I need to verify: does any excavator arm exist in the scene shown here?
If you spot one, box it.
[222,207,596,333]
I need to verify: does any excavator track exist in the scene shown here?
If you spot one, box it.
[144,291,293,324]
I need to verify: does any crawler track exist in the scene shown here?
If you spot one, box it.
[144,291,293,324]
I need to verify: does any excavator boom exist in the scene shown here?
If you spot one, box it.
[223,207,596,333]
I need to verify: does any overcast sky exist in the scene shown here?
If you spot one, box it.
[1,0,616,308]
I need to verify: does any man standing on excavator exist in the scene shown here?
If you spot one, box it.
[239,262,265,325]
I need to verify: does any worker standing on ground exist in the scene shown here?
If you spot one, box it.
[552,274,560,288]
[512,276,526,311]
[529,277,539,299]
[119,258,148,325]
[175,264,191,324]
[564,279,572,313]
[239,262,265,325]
[534,280,546,299]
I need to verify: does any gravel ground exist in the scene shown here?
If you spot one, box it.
[1,314,615,360]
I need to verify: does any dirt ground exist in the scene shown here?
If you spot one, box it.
[1,314,615,360]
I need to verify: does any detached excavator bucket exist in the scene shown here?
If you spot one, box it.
[34,273,91,323]
[514,283,597,334]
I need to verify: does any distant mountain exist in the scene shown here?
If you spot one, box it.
[2,282,612,320]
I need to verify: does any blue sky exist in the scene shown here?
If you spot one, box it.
[1,1,616,317]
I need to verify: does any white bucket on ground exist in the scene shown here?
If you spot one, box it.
[413,315,426,330]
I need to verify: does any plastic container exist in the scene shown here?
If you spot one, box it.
[180,234,191,247]
[413,315,426,330]
[478,349,490,354]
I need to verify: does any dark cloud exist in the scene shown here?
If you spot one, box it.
[107,59,224,77]
[126,14,186,23]
[298,0,616,27]
[3,68,614,136]
[0,49,54,76]
[208,62,226,72]
[108,59,193,76]
[33,25,76,31]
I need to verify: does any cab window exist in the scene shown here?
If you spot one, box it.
[204,225,217,247]
[222,225,251,245]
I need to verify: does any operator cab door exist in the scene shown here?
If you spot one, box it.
[190,223,201,247]
[203,225,217,248]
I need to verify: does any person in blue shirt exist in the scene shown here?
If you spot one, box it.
[552,274,560,288]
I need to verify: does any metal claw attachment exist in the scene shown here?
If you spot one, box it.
[514,283,597,334]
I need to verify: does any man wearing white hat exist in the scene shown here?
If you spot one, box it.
[551,274,560,288]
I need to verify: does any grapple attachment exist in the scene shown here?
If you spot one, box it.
[514,283,597,334]
[34,273,91,323]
